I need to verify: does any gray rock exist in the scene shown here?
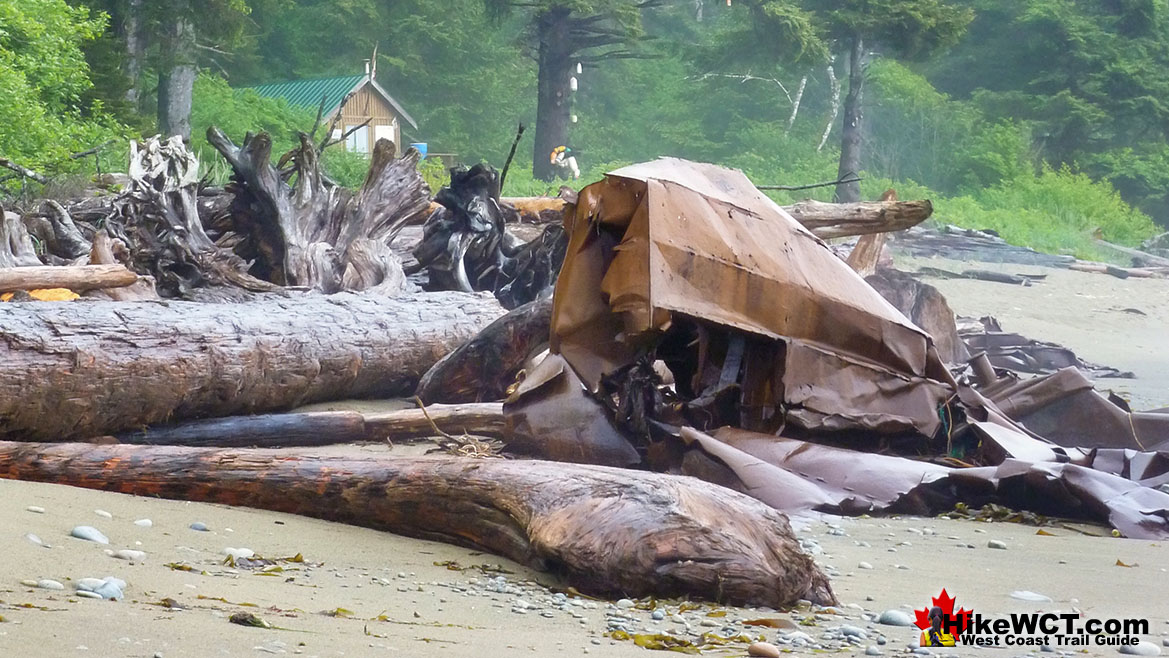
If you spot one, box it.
[95,509,113,519]
[1010,591,1053,603]
[842,625,868,639]
[866,647,883,656]
[748,641,781,658]
[189,522,209,532]
[616,598,635,609]
[1119,642,1161,656]
[858,561,874,570]
[25,533,44,547]
[134,519,153,528]
[914,648,933,656]
[75,590,103,599]
[26,506,44,513]
[651,610,665,621]
[70,526,109,544]
[988,540,1008,550]
[37,579,65,590]
[878,610,914,626]
[112,549,145,561]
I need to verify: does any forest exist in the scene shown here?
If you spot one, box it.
[2,0,1167,260]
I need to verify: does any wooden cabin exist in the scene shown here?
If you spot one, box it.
[247,72,418,154]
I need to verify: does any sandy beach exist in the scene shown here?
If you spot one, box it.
[2,258,1168,657]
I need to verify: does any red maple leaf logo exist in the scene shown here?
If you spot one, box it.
[913,588,972,635]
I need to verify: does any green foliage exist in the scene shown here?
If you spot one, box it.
[189,73,315,161]
[319,149,371,189]
[0,0,125,182]
[937,166,1158,258]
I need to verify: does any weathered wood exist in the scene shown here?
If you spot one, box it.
[365,403,508,440]
[418,297,553,403]
[0,441,835,608]
[845,232,887,276]
[1068,261,1162,278]
[1093,238,1169,268]
[84,230,160,301]
[784,199,934,239]
[117,411,368,447]
[0,291,505,441]
[489,195,933,239]
[108,403,507,447]
[207,129,430,293]
[0,212,40,268]
[0,264,137,294]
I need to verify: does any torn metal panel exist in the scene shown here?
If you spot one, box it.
[502,353,641,467]
[549,158,955,437]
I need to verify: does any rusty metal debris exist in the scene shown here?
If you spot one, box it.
[503,157,1169,539]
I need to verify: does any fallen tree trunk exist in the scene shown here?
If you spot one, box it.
[0,291,505,441]
[0,441,835,607]
[417,297,553,403]
[1093,238,1169,268]
[784,199,933,239]
[114,402,507,447]
[0,264,137,294]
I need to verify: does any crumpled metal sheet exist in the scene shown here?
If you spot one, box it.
[681,427,1169,539]
[959,316,1134,379]
[550,158,953,436]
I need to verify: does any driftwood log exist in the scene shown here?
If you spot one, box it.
[114,403,507,447]
[417,297,553,403]
[206,129,431,293]
[0,291,504,441]
[0,264,137,294]
[0,441,835,607]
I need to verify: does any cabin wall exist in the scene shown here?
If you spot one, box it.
[337,85,402,153]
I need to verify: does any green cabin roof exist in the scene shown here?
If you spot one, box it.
[245,74,417,130]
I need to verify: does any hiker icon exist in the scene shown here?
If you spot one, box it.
[920,606,957,647]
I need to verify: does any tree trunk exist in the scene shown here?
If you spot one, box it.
[783,198,933,239]
[123,0,145,108]
[0,441,835,608]
[0,291,504,441]
[835,36,865,203]
[532,8,574,181]
[0,264,137,294]
[157,4,196,141]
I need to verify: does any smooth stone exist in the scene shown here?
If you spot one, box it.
[878,610,914,626]
[223,547,254,560]
[616,598,635,609]
[987,540,1008,550]
[189,522,209,532]
[26,506,45,513]
[75,590,103,599]
[842,625,868,639]
[113,549,145,561]
[76,577,106,591]
[1119,642,1161,656]
[914,648,933,656]
[37,579,65,590]
[1010,591,1053,602]
[95,510,113,519]
[1163,640,1169,648]
[94,581,124,600]
[748,641,781,658]
[70,526,110,544]
[858,561,874,570]
[25,533,44,546]
[134,519,153,528]
[783,631,814,643]
[652,610,665,621]
[866,647,883,656]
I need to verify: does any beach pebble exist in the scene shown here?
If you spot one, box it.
[1119,642,1161,656]
[858,561,874,570]
[878,610,914,626]
[189,522,209,532]
[25,532,44,546]
[866,647,883,656]
[134,519,153,528]
[77,576,126,600]
[26,505,45,513]
[1010,591,1053,602]
[987,540,1007,550]
[112,549,146,561]
[842,625,868,639]
[748,641,781,658]
[616,598,635,609]
[223,547,255,560]
[95,509,113,519]
[36,579,65,590]
[70,526,109,544]
[652,609,665,621]
[75,590,103,599]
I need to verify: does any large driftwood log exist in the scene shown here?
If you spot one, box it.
[498,196,933,240]
[114,403,507,447]
[207,129,430,293]
[0,441,835,607]
[784,199,933,239]
[0,211,41,268]
[0,264,137,293]
[417,297,553,403]
[0,291,505,441]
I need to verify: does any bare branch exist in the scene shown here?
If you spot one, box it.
[755,175,862,191]
[692,72,794,104]
[0,157,48,184]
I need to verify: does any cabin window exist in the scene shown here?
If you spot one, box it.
[374,123,396,150]
[345,125,370,154]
